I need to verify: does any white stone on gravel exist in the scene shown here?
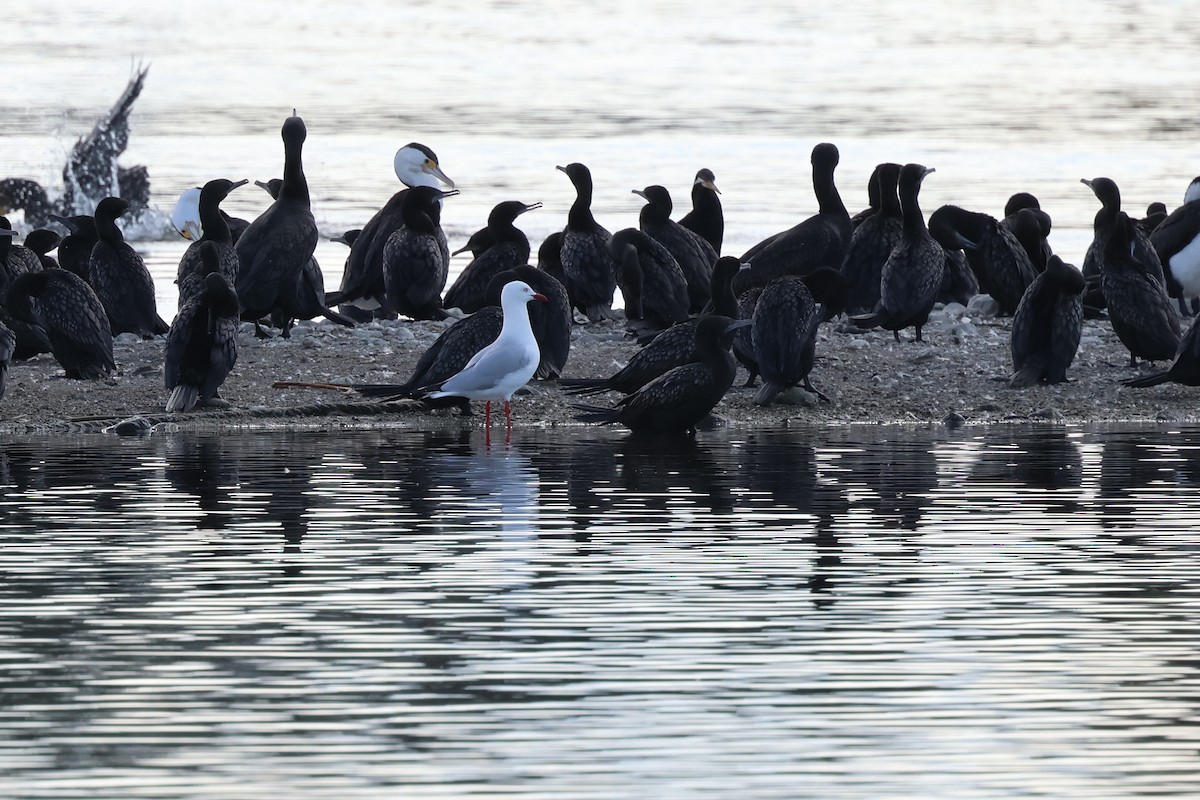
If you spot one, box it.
[967,294,1001,318]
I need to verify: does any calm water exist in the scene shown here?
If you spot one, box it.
[4,4,1200,796]
[1,424,1200,798]
[2,2,1198,318]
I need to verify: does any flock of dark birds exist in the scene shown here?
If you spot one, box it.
[2,68,1200,436]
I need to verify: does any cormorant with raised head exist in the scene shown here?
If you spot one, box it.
[735,142,852,294]
[165,242,240,412]
[445,200,541,314]
[679,168,723,254]
[573,315,748,434]
[382,185,460,320]
[235,112,318,337]
[633,184,717,312]
[1102,210,1180,366]
[176,178,248,305]
[851,164,942,342]
[1009,255,1085,387]
[88,197,167,338]
[557,162,616,322]
[841,162,901,314]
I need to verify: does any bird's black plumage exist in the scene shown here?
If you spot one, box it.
[735,142,852,293]
[678,168,723,254]
[48,214,97,280]
[165,242,240,412]
[235,113,319,336]
[536,231,567,289]
[557,162,616,322]
[1123,311,1200,388]
[503,265,572,380]
[4,268,114,378]
[0,218,42,292]
[1000,192,1054,268]
[1082,176,1166,292]
[23,229,61,269]
[611,227,690,336]
[0,179,58,231]
[177,178,247,305]
[841,162,902,314]
[1102,210,1181,365]
[633,184,717,313]
[851,164,942,342]
[752,268,848,406]
[0,316,13,401]
[929,204,1036,315]
[445,201,541,314]
[88,197,166,338]
[382,186,459,320]
[573,315,746,434]
[1009,255,1085,387]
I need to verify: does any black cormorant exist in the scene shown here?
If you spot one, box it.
[503,264,572,380]
[1009,254,1085,387]
[0,217,42,285]
[735,142,852,294]
[633,184,717,312]
[536,231,567,289]
[1102,210,1180,365]
[47,214,97,280]
[679,168,723,254]
[557,162,616,322]
[851,164,942,342]
[445,201,541,314]
[1082,176,1166,288]
[4,268,114,378]
[88,196,167,338]
[572,315,748,434]
[0,317,13,401]
[23,229,61,269]
[176,178,248,305]
[610,227,690,336]
[751,268,849,406]
[165,242,240,412]
[1123,312,1200,388]
[235,113,319,337]
[841,162,902,314]
[382,185,460,320]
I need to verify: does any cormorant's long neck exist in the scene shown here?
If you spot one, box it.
[1094,188,1120,234]
[95,212,124,246]
[879,174,902,220]
[281,138,309,203]
[709,266,738,317]
[814,162,848,220]
[0,236,11,264]
[199,195,232,244]
[567,181,596,230]
[900,181,926,237]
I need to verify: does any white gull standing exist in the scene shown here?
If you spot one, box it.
[423,279,548,439]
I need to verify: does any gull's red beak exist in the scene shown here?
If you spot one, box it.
[533,293,548,302]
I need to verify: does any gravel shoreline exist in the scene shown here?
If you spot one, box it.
[1,300,1196,435]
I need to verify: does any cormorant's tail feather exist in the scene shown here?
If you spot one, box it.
[1008,364,1044,389]
[319,306,357,328]
[154,314,170,335]
[558,377,610,396]
[1123,371,1171,388]
[572,403,620,424]
[584,304,619,323]
[752,382,782,406]
[165,384,199,413]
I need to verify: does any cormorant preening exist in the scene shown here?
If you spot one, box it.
[445,200,541,314]
[536,231,567,288]
[176,178,248,305]
[610,227,690,336]
[88,197,167,338]
[331,143,454,316]
[165,241,240,412]
[633,184,717,312]
[679,168,723,254]
[557,162,616,322]
[1000,192,1053,267]
[1102,210,1180,365]
[851,163,942,341]
[382,185,460,320]
[1009,254,1085,387]
[4,268,114,378]
[235,113,318,337]
[929,204,1036,315]
[752,268,849,406]
[841,162,902,315]
[572,315,748,434]
[735,142,851,294]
